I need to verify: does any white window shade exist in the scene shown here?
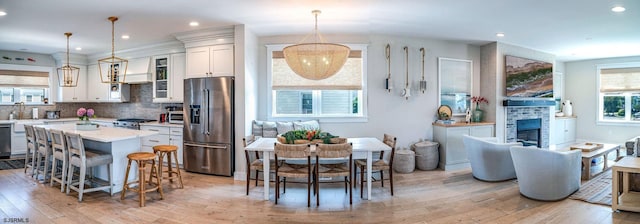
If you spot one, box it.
[272,50,362,90]
[0,70,49,87]
[600,67,640,93]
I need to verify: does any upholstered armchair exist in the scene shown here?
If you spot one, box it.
[509,146,581,201]
[462,135,522,181]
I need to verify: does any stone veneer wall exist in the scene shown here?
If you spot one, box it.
[505,106,551,148]
[0,83,181,121]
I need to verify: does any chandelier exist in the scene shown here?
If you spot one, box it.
[56,32,80,87]
[98,16,128,84]
[283,10,350,80]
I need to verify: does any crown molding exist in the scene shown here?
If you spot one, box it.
[87,40,186,63]
[51,52,88,66]
[175,26,235,48]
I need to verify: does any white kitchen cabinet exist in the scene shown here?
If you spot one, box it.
[433,123,495,170]
[140,125,184,165]
[153,53,185,103]
[86,64,130,102]
[185,44,234,78]
[58,64,88,102]
[554,117,576,145]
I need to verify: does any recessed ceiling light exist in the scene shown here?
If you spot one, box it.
[121,35,130,39]
[612,6,626,12]
[217,38,224,41]
[189,21,199,27]
[0,11,7,16]
[496,32,505,37]
[75,47,82,51]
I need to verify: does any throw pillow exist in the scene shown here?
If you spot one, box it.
[262,121,278,138]
[276,121,294,134]
[293,120,320,131]
[252,120,264,137]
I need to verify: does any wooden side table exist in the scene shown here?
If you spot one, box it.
[612,157,640,212]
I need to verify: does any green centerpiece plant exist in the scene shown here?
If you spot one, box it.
[279,129,343,144]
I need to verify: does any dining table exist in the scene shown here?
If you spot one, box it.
[244,137,392,200]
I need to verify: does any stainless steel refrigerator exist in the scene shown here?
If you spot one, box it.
[183,77,234,176]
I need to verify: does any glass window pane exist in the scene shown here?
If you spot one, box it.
[603,95,625,120]
[19,88,46,104]
[632,94,640,121]
[321,90,351,114]
[275,90,313,115]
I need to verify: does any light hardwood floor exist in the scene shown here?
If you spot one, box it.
[1,167,639,224]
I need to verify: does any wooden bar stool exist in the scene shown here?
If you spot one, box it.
[149,145,184,189]
[121,152,164,207]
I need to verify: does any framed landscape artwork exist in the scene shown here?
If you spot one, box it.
[505,55,553,98]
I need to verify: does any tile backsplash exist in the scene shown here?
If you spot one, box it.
[0,83,181,120]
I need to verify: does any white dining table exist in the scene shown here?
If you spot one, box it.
[244,137,392,200]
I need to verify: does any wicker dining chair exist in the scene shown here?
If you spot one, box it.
[315,143,353,206]
[354,134,397,197]
[243,135,277,195]
[274,143,313,207]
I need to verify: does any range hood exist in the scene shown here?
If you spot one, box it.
[120,57,152,84]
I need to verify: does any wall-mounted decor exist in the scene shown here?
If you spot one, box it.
[385,44,392,92]
[419,48,427,94]
[401,46,411,100]
[505,55,553,98]
[438,57,472,115]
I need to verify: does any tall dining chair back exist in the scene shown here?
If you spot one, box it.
[274,143,313,207]
[49,129,69,192]
[355,134,397,197]
[23,124,37,178]
[65,132,114,202]
[33,126,52,182]
[315,142,353,206]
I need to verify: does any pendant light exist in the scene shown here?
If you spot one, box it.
[56,32,80,87]
[283,10,350,80]
[98,16,128,84]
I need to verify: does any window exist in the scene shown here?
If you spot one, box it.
[597,63,640,124]
[0,67,51,105]
[267,44,367,121]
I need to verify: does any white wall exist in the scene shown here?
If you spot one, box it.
[256,34,481,150]
[233,25,260,179]
[565,55,640,144]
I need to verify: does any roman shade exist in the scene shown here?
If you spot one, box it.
[600,67,640,93]
[272,50,362,90]
[0,70,50,87]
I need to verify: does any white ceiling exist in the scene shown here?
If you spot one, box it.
[0,0,638,61]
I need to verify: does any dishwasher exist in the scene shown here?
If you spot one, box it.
[0,124,11,159]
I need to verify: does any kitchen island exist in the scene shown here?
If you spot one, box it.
[36,124,157,194]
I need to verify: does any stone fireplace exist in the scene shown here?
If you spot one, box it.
[504,103,551,148]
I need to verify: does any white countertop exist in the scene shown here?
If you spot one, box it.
[0,117,117,124]
[139,121,183,128]
[35,124,157,142]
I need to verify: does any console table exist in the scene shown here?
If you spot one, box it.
[432,122,494,170]
[612,157,640,212]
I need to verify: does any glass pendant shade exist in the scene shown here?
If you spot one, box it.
[98,16,128,84]
[57,32,80,87]
[283,10,350,80]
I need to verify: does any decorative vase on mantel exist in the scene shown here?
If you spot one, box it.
[471,109,484,123]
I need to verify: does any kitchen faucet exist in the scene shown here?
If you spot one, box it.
[15,102,25,119]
